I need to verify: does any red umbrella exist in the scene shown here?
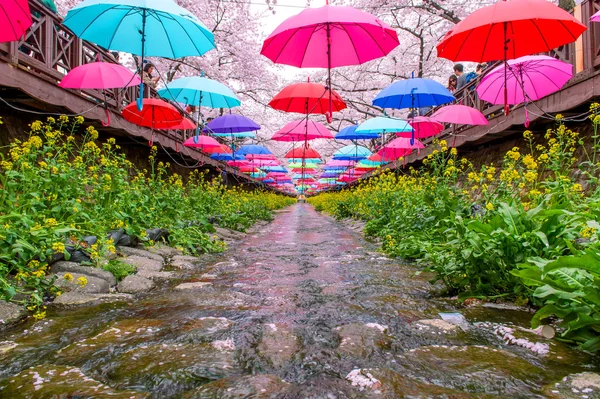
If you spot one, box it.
[269,78,346,115]
[436,0,586,114]
[162,118,197,131]
[122,99,183,130]
[0,0,32,43]
[284,146,321,159]
[272,119,334,142]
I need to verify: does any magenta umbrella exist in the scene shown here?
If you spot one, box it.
[591,10,600,22]
[183,135,221,150]
[0,0,32,43]
[401,116,444,139]
[379,137,424,160]
[476,55,573,105]
[261,2,399,121]
[431,105,488,126]
[272,119,333,142]
[59,62,141,89]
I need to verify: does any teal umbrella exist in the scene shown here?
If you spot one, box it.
[332,145,372,161]
[64,0,215,110]
[356,117,412,134]
[158,76,240,109]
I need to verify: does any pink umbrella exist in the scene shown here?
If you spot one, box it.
[326,160,356,167]
[476,55,573,105]
[402,116,444,139]
[431,105,488,126]
[183,135,221,150]
[59,62,141,90]
[272,119,333,142]
[261,2,399,120]
[591,10,600,22]
[379,137,424,160]
[0,0,32,43]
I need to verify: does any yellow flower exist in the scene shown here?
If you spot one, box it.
[75,116,85,124]
[46,117,56,124]
[52,242,66,253]
[33,311,46,321]
[450,148,458,156]
[30,121,42,131]
[523,130,533,140]
[59,114,69,123]
[572,184,583,193]
[63,273,74,281]
[76,276,88,287]
[45,218,58,227]
[486,202,494,211]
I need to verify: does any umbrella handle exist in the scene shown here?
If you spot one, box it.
[101,109,111,127]
[524,107,530,128]
[148,132,154,147]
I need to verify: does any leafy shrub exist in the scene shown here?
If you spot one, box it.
[102,260,136,282]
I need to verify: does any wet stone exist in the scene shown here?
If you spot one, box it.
[414,319,459,333]
[0,341,17,354]
[336,323,392,359]
[106,343,239,396]
[545,372,600,398]
[53,272,110,294]
[117,246,163,262]
[117,275,155,294]
[0,301,26,328]
[170,255,205,270]
[175,281,213,290]
[137,270,174,279]
[257,323,299,369]
[0,365,144,399]
[147,244,183,258]
[173,317,233,344]
[50,261,117,286]
[185,374,290,398]
[52,292,132,307]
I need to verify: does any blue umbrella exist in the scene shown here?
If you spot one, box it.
[333,145,372,161]
[64,0,214,110]
[287,158,322,164]
[262,166,289,173]
[212,131,257,139]
[372,78,454,110]
[323,166,348,172]
[356,117,412,134]
[210,153,245,161]
[237,145,273,156]
[158,76,240,109]
[335,124,380,140]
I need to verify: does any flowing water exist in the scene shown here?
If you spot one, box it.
[0,203,598,398]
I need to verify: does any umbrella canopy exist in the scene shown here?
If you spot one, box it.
[64,0,215,58]
[205,115,261,134]
[333,145,372,161]
[59,61,141,90]
[261,5,399,68]
[287,158,322,164]
[373,78,454,109]
[158,76,240,109]
[183,135,222,150]
[284,146,321,159]
[0,0,32,43]
[592,10,600,22]
[272,119,333,142]
[335,124,380,140]
[237,145,273,156]
[436,0,586,62]
[269,80,346,114]
[476,55,573,105]
[431,105,488,126]
[288,163,319,169]
[122,98,182,129]
[356,117,413,134]
[379,137,424,160]
[211,153,245,161]
[161,118,196,131]
[403,116,444,139]
[326,160,356,167]
[212,131,257,139]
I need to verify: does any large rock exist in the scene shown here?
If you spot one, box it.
[50,261,116,286]
[0,301,26,327]
[52,292,132,307]
[121,255,162,272]
[545,372,600,398]
[117,247,163,262]
[170,255,204,270]
[174,282,212,290]
[257,323,299,369]
[53,272,110,294]
[117,275,155,294]
[214,227,244,241]
[137,270,174,280]
[147,244,182,258]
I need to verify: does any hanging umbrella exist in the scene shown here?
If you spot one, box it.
[269,78,346,114]
[431,105,488,126]
[59,61,141,89]
[335,124,380,140]
[0,0,32,43]
[261,2,399,120]
[238,144,273,158]
[212,131,257,139]
[183,135,221,150]
[379,137,424,160]
[158,76,240,109]
[476,55,573,105]
[356,117,412,134]
[592,10,600,22]
[272,119,333,142]
[403,116,444,139]
[287,158,322,164]
[162,117,196,131]
[373,78,454,109]
[284,146,321,159]
[436,0,586,114]
[211,153,245,161]
[333,145,372,161]
[64,0,215,111]
[288,162,320,169]
[326,160,356,167]
[204,115,261,134]
[122,98,182,130]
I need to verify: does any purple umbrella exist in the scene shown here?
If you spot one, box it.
[203,114,260,133]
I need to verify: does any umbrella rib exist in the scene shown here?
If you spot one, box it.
[166,10,214,57]
[478,24,494,62]
[0,5,18,39]
[298,25,319,68]
[528,19,552,54]
[106,7,138,51]
[342,22,386,64]
[75,4,123,44]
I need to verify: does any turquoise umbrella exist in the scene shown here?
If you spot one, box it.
[64,0,215,110]
[333,145,372,161]
[356,117,412,134]
[158,76,240,109]
[212,131,257,139]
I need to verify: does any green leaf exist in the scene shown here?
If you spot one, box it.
[543,249,600,277]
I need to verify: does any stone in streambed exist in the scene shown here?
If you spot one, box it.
[175,282,212,290]
[257,323,299,369]
[118,245,164,261]
[117,275,155,294]
[336,323,392,358]
[184,374,290,398]
[50,261,116,286]
[0,301,26,328]
[414,319,459,333]
[52,292,132,307]
[545,372,600,398]
[147,243,183,257]
[0,341,17,354]
[170,255,204,270]
[137,270,174,280]
[0,365,144,399]
[53,272,110,294]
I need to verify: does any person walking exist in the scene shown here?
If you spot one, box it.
[454,64,467,90]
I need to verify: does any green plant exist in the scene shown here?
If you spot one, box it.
[101,260,136,282]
